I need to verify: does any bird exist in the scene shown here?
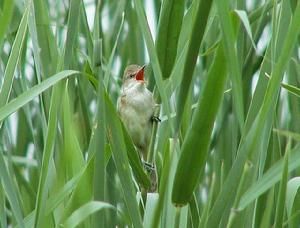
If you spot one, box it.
[117,64,158,161]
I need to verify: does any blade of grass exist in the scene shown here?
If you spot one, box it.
[198,173,216,227]
[0,149,24,227]
[89,7,105,225]
[239,144,300,210]
[189,193,200,228]
[157,139,182,228]
[273,128,300,141]
[207,3,300,226]
[45,166,87,215]
[132,0,172,124]
[227,161,252,227]
[62,83,85,178]
[91,42,105,228]
[63,0,81,68]
[281,82,300,97]
[172,44,227,205]
[233,10,257,50]
[286,177,300,218]
[57,155,94,225]
[122,123,151,189]
[175,0,213,131]
[79,2,93,60]
[273,142,289,227]
[0,0,14,49]
[103,13,124,89]
[143,193,159,227]
[33,82,63,227]
[0,185,7,228]
[155,0,184,80]
[150,139,172,228]
[0,70,78,122]
[160,3,197,94]
[63,201,115,228]
[259,188,275,227]
[0,5,29,112]
[27,0,51,133]
[285,178,300,227]
[32,0,58,77]
[216,0,244,130]
[104,91,143,227]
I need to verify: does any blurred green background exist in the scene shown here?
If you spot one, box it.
[0,0,300,227]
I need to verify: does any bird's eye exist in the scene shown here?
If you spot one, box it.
[129,74,135,78]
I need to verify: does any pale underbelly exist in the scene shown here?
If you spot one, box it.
[121,108,152,149]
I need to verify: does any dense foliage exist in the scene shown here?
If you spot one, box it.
[0,0,300,227]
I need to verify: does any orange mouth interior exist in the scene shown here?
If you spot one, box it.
[135,67,145,81]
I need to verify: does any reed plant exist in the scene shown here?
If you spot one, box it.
[0,0,300,227]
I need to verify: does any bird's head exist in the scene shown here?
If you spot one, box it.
[122,64,146,88]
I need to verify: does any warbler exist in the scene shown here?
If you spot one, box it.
[117,64,158,161]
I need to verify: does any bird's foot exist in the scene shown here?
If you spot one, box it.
[151,115,161,123]
[142,161,155,172]
[142,161,157,192]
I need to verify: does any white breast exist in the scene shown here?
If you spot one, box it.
[117,81,155,155]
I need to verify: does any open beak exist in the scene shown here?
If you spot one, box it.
[135,65,146,81]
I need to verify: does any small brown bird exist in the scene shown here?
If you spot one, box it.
[117,64,156,161]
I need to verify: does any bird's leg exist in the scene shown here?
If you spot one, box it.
[151,115,161,123]
[151,104,161,123]
[142,161,157,192]
[142,161,155,171]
